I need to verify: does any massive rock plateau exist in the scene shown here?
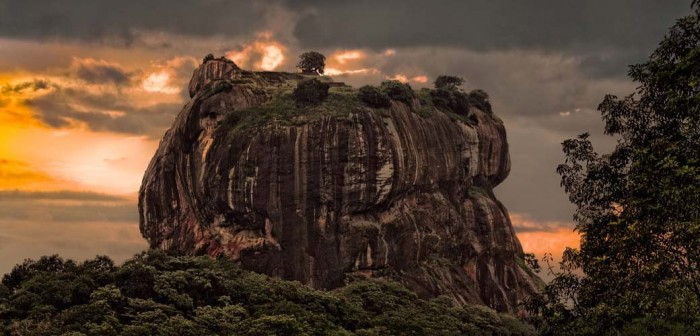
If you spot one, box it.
[139,59,540,313]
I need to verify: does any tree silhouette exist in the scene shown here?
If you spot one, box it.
[297,51,326,75]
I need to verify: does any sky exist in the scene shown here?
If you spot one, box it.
[0,0,694,274]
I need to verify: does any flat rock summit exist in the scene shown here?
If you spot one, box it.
[139,58,540,313]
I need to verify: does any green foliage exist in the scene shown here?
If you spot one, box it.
[434,75,465,90]
[0,251,535,335]
[357,85,390,108]
[430,88,470,116]
[416,85,482,122]
[526,4,700,335]
[293,78,330,107]
[412,89,435,118]
[202,80,233,98]
[320,91,364,116]
[379,80,414,105]
[297,51,326,74]
[217,90,363,138]
[468,89,492,113]
[467,186,489,198]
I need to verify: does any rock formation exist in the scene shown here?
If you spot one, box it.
[139,58,540,313]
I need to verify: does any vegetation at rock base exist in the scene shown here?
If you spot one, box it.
[0,251,535,336]
[525,3,700,335]
[293,78,330,107]
[297,51,326,75]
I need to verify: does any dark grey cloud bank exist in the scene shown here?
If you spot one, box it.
[71,60,133,85]
[11,58,195,138]
[1,1,691,54]
[27,89,182,138]
[0,0,274,46]
[292,0,692,78]
[292,0,685,50]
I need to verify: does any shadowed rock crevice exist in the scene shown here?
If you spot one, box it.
[139,59,540,313]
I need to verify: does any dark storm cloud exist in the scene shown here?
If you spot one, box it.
[356,47,637,118]
[0,79,53,94]
[292,0,691,52]
[69,103,179,137]
[1,0,691,58]
[26,89,180,138]
[13,57,197,138]
[0,0,275,45]
[70,59,132,85]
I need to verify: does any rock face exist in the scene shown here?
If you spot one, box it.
[139,59,540,313]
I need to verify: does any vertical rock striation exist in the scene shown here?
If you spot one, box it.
[139,59,540,313]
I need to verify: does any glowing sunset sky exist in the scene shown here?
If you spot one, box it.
[0,1,692,274]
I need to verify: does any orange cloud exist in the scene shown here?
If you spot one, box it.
[517,228,580,256]
[0,158,54,190]
[322,49,383,78]
[509,212,580,261]
[142,56,197,94]
[226,39,287,71]
[411,75,429,83]
[324,68,377,76]
[260,44,284,70]
[334,50,365,64]
[0,124,158,194]
[386,74,429,84]
[142,71,178,94]
[0,54,197,197]
[388,74,409,82]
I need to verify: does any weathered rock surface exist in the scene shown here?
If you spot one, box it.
[139,59,540,313]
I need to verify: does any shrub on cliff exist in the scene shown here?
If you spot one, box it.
[203,53,215,63]
[379,80,414,105]
[469,89,492,113]
[297,51,326,75]
[434,75,465,90]
[293,78,330,107]
[430,88,470,116]
[0,251,536,335]
[358,85,391,108]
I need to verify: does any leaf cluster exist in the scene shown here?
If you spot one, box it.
[0,251,535,336]
[293,78,330,107]
[297,51,326,75]
[527,4,700,335]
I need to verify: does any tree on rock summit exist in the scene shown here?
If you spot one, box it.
[297,51,326,75]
